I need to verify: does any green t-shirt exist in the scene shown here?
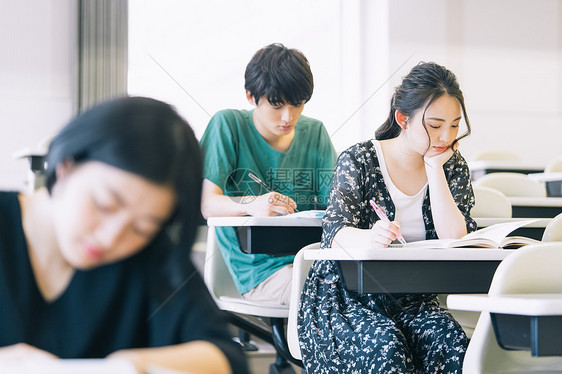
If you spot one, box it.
[200,109,337,293]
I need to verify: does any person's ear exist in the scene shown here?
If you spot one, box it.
[245,90,256,106]
[395,110,409,129]
[55,159,75,182]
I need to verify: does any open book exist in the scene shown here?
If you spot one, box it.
[392,219,541,249]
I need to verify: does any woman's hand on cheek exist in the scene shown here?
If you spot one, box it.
[0,343,58,361]
[424,145,455,170]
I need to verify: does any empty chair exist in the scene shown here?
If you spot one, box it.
[545,157,562,173]
[542,212,562,242]
[460,242,562,373]
[473,172,546,198]
[472,151,520,162]
[441,185,511,337]
[12,135,53,194]
[471,185,512,218]
[287,243,317,361]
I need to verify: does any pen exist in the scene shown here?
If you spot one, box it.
[369,198,406,245]
[248,172,299,212]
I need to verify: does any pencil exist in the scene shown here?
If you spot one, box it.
[248,172,299,213]
[369,198,406,245]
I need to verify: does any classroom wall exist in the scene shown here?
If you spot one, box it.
[1,0,562,191]
[384,0,562,165]
[0,0,77,191]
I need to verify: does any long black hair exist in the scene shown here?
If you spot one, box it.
[45,96,202,293]
[376,62,471,150]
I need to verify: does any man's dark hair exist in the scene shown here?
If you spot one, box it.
[244,43,313,106]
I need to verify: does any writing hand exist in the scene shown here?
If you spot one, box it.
[369,220,403,248]
[246,192,297,216]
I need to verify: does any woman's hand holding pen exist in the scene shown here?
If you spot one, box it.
[246,192,297,216]
[369,220,403,248]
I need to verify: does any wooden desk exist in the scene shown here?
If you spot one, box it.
[304,247,513,294]
[475,217,551,240]
[448,294,562,356]
[207,216,323,255]
[508,197,562,218]
[468,160,544,180]
[530,172,562,197]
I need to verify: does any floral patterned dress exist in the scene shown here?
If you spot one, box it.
[297,140,477,373]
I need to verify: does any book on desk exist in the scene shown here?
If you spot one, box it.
[389,219,540,249]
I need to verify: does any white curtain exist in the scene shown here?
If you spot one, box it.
[78,0,128,112]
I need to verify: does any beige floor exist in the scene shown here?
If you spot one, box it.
[245,339,301,374]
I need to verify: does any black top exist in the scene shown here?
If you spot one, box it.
[0,192,248,373]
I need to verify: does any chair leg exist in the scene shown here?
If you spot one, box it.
[270,317,303,368]
[235,328,258,352]
[269,354,296,374]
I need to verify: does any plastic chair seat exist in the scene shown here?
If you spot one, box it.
[216,296,289,318]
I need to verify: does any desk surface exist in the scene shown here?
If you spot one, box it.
[208,216,550,228]
[303,247,513,261]
[206,216,548,254]
[447,294,562,316]
[529,172,562,182]
[508,197,562,207]
[468,160,545,172]
[305,247,512,294]
[207,215,323,227]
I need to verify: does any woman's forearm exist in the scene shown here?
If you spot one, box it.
[108,341,232,374]
[427,170,467,239]
[331,227,372,248]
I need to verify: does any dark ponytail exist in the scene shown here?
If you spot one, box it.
[376,62,471,149]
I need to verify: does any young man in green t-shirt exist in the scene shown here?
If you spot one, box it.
[200,43,337,305]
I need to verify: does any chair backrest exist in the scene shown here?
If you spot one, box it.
[287,242,317,360]
[203,226,289,317]
[203,226,241,302]
[473,172,546,198]
[545,157,562,173]
[463,243,562,372]
[472,151,520,162]
[471,185,512,218]
[542,212,562,242]
[488,242,562,295]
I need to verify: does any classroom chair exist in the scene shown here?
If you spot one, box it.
[438,185,512,338]
[287,243,317,361]
[541,212,562,242]
[473,172,546,198]
[203,227,302,374]
[457,242,562,373]
[472,150,520,162]
[471,185,512,218]
[12,135,52,194]
[544,157,562,173]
